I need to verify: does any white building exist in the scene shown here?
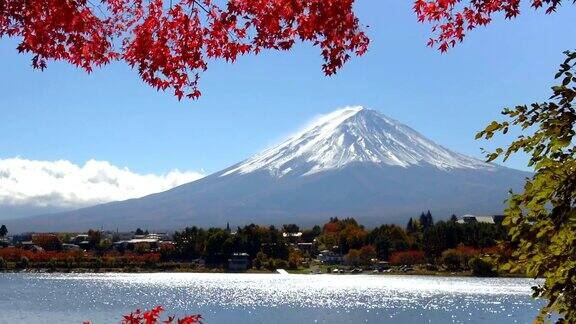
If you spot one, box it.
[457,214,500,224]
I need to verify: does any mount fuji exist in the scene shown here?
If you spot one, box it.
[9,107,529,232]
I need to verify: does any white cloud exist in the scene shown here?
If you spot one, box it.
[0,158,204,208]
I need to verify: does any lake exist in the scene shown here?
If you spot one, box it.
[0,273,543,323]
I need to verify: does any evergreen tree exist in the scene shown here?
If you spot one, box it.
[406,218,415,233]
[311,225,322,237]
[0,225,7,237]
[204,229,231,264]
[420,211,433,231]
[419,212,427,229]
[450,214,458,223]
[426,210,434,228]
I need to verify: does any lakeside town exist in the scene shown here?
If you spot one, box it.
[0,212,510,276]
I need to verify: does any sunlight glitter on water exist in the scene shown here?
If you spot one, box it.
[0,273,542,323]
[47,273,537,307]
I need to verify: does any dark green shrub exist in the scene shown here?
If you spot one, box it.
[441,249,462,271]
[66,256,75,269]
[253,252,268,270]
[17,256,29,269]
[274,259,289,269]
[469,257,497,277]
[265,259,276,271]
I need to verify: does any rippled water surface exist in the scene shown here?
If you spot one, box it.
[0,273,542,323]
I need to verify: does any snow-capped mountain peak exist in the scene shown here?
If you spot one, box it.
[222,106,494,178]
[10,106,528,232]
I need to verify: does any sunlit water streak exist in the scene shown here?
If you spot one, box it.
[0,273,543,323]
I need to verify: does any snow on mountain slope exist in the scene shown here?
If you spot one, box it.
[222,106,494,177]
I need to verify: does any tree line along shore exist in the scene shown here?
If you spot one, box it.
[0,213,517,277]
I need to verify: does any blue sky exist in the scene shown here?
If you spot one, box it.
[1,1,575,177]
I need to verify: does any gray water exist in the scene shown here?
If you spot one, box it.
[0,273,543,323]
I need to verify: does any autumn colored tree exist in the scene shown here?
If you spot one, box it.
[1,0,369,100]
[288,249,302,269]
[3,0,570,102]
[317,217,367,254]
[322,217,342,234]
[32,233,62,251]
[440,245,480,271]
[84,305,202,324]
[338,221,367,254]
[414,0,573,52]
[358,245,377,265]
[389,250,426,266]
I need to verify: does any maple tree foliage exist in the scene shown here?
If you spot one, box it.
[414,0,573,52]
[83,305,202,324]
[0,0,369,99]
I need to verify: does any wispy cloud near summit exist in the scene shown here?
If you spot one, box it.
[0,158,204,209]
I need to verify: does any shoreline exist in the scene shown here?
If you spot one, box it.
[0,267,529,278]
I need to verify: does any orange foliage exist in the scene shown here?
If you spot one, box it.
[32,233,62,251]
[0,247,86,262]
[323,221,340,234]
[0,248,161,266]
[454,245,480,258]
[389,250,426,266]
